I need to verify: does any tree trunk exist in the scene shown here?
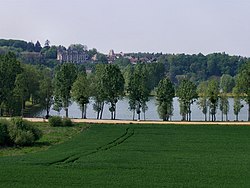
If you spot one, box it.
[110,111,113,120]
[221,111,223,121]
[65,108,68,118]
[163,115,166,121]
[82,108,84,119]
[137,112,140,121]
[100,102,104,119]
[236,114,239,121]
[21,98,24,117]
[114,103,116,120]
[132,110,135,121]
[226,113,228,121]
[84,104,87,119]
[143,111,146,120]
[97,110,100,119]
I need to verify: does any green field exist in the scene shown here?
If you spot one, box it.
[1,124,250,187]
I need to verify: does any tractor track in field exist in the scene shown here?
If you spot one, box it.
[49,127,134,166]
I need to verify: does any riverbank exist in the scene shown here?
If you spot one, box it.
[21,117,250,126]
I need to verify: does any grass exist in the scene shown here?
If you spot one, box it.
[1,123,250,187]
[0,122,84,156]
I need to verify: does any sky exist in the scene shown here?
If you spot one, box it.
[0,0,250,57]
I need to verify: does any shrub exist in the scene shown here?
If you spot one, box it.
[0,119,11,146]
[48,116,63,127]
[62,118,73,127]
[8,118,42,146]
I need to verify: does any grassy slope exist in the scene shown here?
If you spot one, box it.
[1,124,250,187]
[0,122,84,156]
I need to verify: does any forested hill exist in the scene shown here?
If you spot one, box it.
[0,39,249,84]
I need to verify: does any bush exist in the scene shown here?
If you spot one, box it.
[62,118,73,127]
[0,120,11,146]
[8,118,42,146]
[48,116,63,127]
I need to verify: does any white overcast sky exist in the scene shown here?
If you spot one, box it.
[0,0,249,56]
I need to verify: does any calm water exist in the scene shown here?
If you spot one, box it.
[35,97,248,121]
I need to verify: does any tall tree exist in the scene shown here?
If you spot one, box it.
[207,79,220,121]
[14,73,29,117]
[156,77,175,121]
[176,79,198,121]
[127,64,150,121]
[232,86,243,121]
[72,73,90,119]
[235,61,250,121]
[54,63,77,117]
[34,41,42,52]
[91,64,107,119]
[197,81,209,121]
[39,69,53,118]
[219,74,234,121]
[0,53,22,116]
[102,64,125,120]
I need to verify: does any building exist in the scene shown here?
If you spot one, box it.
[57,45,89,64]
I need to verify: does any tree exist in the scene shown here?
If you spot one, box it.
[102,64,125,120]
[91,64,107,119]
[26,42,35,52]
[39,69,53,118]
[235,61,250,121]
[207,79,220,121]
[34,41,42,52]
[220,74,235,93]
[44,40,50,49]
[127,64,150,120]
[0,53,22,116]
[219,94,229,121]
[156,77,175,121]
[219,74,233,121]
[72,73,90,119]
[197,81,208,121]
[14,73,29,117]
[233,87,243,121]
[54,63,77,117]
[176,79,198,121]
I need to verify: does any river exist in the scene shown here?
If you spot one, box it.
[35,97,249,121]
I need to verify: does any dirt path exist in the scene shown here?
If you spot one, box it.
[22,118,250,126]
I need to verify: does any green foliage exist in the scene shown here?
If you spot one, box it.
[0,52,23,116]
[197,81,209,121]
[156,77,175,121]
[8,118,42,146]
[0,119,10,146]
[127,64,151,120]
[34,41,42,52]
[207,79,220,121]
[54,63,77,117]
[176,79,198,121]
[48,116,73,127]
[72,73,90,119]
[39,68,54,117]
[233,87,243,121]
[235,61,250,121]
[220,74,235,93]
[102,64,125,119]
[62,118,73,127]
[48,116,63,127]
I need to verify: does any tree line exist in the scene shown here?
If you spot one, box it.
[0,52,249,121]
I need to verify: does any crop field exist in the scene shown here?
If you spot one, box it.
[1,124,250,187]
